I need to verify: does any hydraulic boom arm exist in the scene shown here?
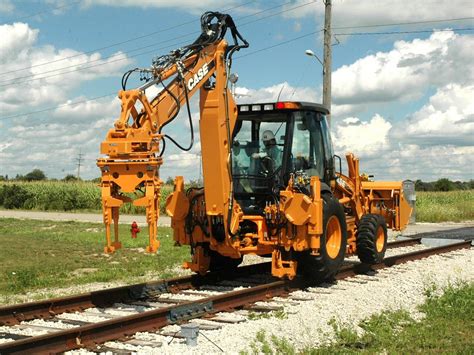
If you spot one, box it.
[97,12,248,253]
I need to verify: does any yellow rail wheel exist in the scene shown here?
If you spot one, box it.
[356,214,388,264]
[297,194,348,282]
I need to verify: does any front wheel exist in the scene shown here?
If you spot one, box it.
[298,194,348,282]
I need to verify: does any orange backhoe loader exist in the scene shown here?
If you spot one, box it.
[97,12,412,281]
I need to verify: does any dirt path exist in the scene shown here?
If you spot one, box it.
[0,210,171,226]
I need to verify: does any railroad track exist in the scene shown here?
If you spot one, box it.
[0,238,470,354]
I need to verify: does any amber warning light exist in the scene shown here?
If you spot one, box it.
[276,102,301,110]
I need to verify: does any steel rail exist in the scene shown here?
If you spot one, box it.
[336,240,471,279]
[0,239,468,355]
[386,237,421,249]
[0,238,418,326]
[0,262,270,326]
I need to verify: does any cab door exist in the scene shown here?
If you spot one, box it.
[290,110,326,180]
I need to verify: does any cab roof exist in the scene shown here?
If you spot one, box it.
[237,101,329,115]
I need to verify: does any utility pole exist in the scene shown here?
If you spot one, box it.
[323,0,332,125]
[76,150,83,179]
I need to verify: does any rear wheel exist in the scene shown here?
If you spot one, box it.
[356,214,388,264]
[298,194,347,282]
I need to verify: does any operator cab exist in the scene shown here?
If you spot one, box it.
[232,101,335,215]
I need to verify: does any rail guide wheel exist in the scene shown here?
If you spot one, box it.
[356,214,388,264]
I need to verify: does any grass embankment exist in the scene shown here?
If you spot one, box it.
[416,190,474,222]
[0,218,188,302]
[0,181,174,214]
[246,282,474,354]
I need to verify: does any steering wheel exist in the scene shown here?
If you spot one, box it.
[260,155,275,176]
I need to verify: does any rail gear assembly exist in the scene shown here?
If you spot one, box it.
[98,12,412,281]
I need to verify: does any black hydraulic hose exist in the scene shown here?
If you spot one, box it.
[121,68,139,90]
[156,78,181,131]
[156,78,181,157]
[158,135,166,157]
[162,77,194,152]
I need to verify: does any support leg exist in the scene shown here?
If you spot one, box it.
[101,182,124,254]
[145,183,160,253]
[103,204,115,254]
[112,206,122,251]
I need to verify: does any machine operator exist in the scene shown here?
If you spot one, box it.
[250,130,283,173]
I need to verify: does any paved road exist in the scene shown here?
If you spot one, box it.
[0,210,171,226]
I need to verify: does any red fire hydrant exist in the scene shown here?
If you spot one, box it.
[130,221,140,239]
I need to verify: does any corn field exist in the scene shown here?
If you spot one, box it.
[0,181,174,214]
[415,190,474,222]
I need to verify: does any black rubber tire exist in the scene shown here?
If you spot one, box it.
[298,194,348,282]
[356,214,388,264]
[208,250,243,272]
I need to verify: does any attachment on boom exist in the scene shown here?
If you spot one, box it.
[97,11,248,254]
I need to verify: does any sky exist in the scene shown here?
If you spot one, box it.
[0,0,473,183]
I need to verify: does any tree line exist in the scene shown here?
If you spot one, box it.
[415,178,473,192]
[0,169,99,183]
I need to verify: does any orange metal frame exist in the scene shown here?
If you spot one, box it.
[98,35,412,280]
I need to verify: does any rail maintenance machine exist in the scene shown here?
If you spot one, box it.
[97,12,412,281]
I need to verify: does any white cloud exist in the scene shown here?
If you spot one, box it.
[333,114,392,156]
[331,31,474,119]
[401,83,474,146]
[2,78,472,181]
[0,96,121,178]
[0,22,38,62]
[53,96,120,120]
[0,22,133,114]
[330,82,474,181]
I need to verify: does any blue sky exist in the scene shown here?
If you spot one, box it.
[0,0,473,182]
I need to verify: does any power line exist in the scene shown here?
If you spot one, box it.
[237,27,473,59]
[1,5,471,84]
[332,16,474,30]
[10,4,468,86]
[237,29,322,59]
[0,40,191,87]
[0,0,261,77]
[0,1,315,86]
[2,26,472,119]
[335,28,474,36]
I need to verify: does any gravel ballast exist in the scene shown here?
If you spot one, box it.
[62,247,473,354]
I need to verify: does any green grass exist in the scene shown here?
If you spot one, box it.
[416,190,474,222]
[243,282,474,354]
[0,218,189,300]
